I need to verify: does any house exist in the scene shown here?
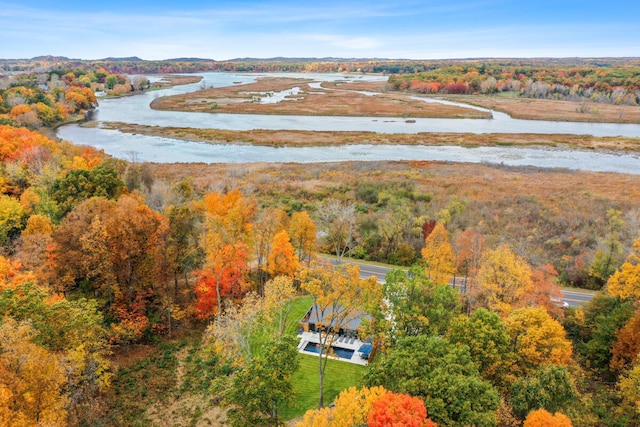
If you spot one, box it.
[297,304,374,365]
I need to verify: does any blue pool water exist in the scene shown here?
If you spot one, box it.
[304,342,354,360]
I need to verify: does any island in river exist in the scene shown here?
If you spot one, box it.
[95,75,640,152]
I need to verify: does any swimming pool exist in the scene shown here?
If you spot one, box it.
[304,342,355,360]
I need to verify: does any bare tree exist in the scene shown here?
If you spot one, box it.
[317,199,356,264]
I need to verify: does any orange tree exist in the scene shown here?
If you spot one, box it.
[367,392,437,427]
[195,189,256,320]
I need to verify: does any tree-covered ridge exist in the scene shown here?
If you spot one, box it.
[2,55,640,74]
[387,63,640,105]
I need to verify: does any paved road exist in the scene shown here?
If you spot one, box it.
[328,257,595,307]
[559,289,595,307]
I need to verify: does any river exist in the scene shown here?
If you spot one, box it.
[56,72,640,174]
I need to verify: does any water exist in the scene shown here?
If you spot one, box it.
[56,72,640,173]
[304,342,355,360]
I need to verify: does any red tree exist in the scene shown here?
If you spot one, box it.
[367,392,437,427]
[194,242,249,319]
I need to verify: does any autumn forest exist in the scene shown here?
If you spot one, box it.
[1,57,640,426]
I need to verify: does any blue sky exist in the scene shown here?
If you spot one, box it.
[2,0,639,60]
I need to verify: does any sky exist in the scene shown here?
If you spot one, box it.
[1,0,639,61]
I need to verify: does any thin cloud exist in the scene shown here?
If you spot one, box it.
[1,0,638,59]
[305,35,383,51]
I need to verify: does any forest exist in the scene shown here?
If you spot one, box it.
[1,59,640,426]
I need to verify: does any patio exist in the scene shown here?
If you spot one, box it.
[297,330,370,366]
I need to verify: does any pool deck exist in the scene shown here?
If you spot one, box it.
[297,331,369,366]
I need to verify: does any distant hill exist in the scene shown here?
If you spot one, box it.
[163,57,215,62]
[99,56,144,62]
[228,57,396,62]
[31,55,73,61]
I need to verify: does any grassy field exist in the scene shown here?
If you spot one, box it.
[281,354,367,421]
[279,295,368,421]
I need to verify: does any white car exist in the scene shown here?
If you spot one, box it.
[551,297,570,308]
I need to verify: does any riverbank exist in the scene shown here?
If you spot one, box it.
[99,122,640,151]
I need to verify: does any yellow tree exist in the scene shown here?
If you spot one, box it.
[607,236,640,301]
[268,230,300,278]
[0,193,24,247]
[421,221,456,284]
[296,407,332,427]
[590,209,626,284]
[331,386,389,427]
[296,386,388,427]
[205,277,297,362]
[505,307,573,374]
[618,363,640,422]
[289,211,317,266]
[523,409,573,427]
[476,244,533,316]
[0,319,68,427]
[300,261,380,408]
[105,194,170,306]
[49,196,114,294]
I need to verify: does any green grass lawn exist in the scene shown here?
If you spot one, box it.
[281,354,367,421]
[252,294,368,421]
[285,295,314,336]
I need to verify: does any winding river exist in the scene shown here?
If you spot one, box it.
[57,73,640,174]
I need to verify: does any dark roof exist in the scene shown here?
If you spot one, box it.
[304,304,369,330]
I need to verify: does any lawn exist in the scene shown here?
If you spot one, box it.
[281,353,367,420]
[278,295,368,420]
[285,295,314,336]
